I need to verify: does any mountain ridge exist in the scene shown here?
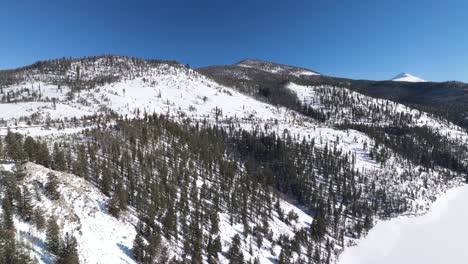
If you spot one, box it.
[0,54,467,264]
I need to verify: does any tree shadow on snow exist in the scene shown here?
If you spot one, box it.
[19,229,54,264]
[117,242,135,263]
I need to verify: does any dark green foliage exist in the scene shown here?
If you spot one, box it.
[162,206,177,240]
[108,193,121,218]
[46,217,61,255]
[1,197,14,231]
[53,143,67,171]
[337,124,468,175]
[33,208,46,230]
[45,172,60,200]
[73,145,88,179]
[227,234,244,264]
[311,210,327,242]
[199,62,468,130]
[56,233,80,264]
[4,108,461,263]
[132,230,146,263]
[4,131,26,163]
[18,186,33,221]
[132,223,168,264]
[3,132,50,167]
[23,136,37,161]
[207,235,221,263]
[0,229,34,264]
[71,114,441,263]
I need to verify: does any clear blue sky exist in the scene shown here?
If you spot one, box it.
[1,0,468,82]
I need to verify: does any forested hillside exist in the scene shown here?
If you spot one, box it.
[0,55,466,264]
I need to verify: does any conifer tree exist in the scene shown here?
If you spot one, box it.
[132,230,146,263]
[34,208,46,230]
[23,136,37,162]
[46,172,60,200]
[74,144,88,179]
[57,233,80,264]
[2,196,14,231]
[227,234,244,264]
[46,217,61,255]
[19,186,34,221]
[53,143,67,171]
[108,193,121,218]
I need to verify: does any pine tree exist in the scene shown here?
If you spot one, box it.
[19,186,34,221]
[108,193,121,218]
[56,233,80,264]
[132,230,146,263]
[23,136,37,162]
[278,248,291,264]
[36,141,51,167]
[2,197,14,231]
[311,210,327,242]
[0,230,18,264]
[5,131,26,162]
[46,172,60,200]
[0,137,4,159]
[74,144,89,179]
[100,162,112,196]
[227,234,244,264]
[33,208,46,230]
[207,235,222,263]
[46,217,61,255]
[53,143,67,171]
[162,206,177,240]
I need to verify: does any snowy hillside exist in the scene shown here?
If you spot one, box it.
[6,163,139,264]
[236,59,320,77]
[391,72,426,82]
[0,162,314,264]
[0,55,466,264]
[339,184,468,264]
[287,82,468,143]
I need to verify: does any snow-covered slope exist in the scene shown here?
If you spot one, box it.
[391,72,426,82]
[6,163,139,264]
[339,184,468,264]
[236,59,319,77]
[287,82,468,143]
[1,159,315,264]
[1,56,466,264]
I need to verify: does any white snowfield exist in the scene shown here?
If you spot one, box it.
[391,72,426,82]
[339,184,468,264]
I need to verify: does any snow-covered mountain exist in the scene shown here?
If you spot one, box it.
[391,72,426,82]
[0,55,466,264]
[236,58,320,77]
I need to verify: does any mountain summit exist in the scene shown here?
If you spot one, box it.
[391,72,426,82]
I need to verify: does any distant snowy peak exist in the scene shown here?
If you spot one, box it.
[236,58,320,77]
[391,72,426,83]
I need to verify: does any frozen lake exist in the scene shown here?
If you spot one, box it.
[339,184,468,264]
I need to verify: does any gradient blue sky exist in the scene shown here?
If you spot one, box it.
[1,0,468,82]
